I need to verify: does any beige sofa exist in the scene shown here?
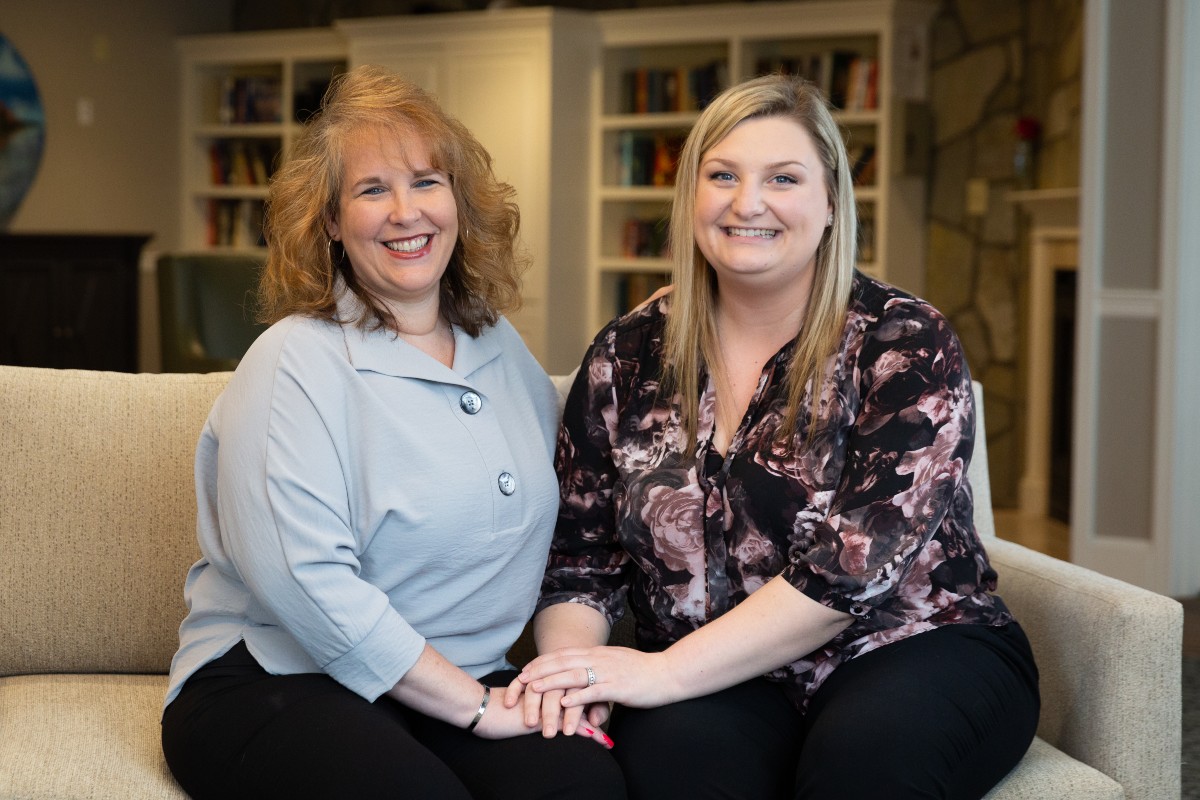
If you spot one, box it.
[0,365,1182,799]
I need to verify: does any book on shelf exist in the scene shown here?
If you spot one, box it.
[206,199,266,248]
[844,57,878,111]
[621,61,727,114]
[208,140,278,187]
[833,53,878,111]
[848,143,877,187]
[615,272,671,317]
[621,217,670,259]
[217,75,283,125]
[617,132,686,187]
[855,214,876,264]
[755,51,834,99]
[754,50,876,111]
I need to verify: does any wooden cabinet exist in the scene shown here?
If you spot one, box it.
[587,0,937,336]
[176,29,346,251]
[0,234,149,371]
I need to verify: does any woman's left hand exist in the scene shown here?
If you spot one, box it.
[517,645,684,711]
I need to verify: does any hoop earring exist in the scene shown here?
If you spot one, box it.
[328,238,344,266]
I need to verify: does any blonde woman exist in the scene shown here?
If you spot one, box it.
[513,73,1039,799]
[161,66,621,799]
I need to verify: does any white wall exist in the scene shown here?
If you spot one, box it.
[4,0,231,247]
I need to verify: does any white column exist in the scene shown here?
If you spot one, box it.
[1160,0,1200,596]
[1076,0,1200,596]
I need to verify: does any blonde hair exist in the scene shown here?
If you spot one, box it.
[665,73,857,442]
[259,64,525,335]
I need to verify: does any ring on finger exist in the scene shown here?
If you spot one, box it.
[586,666,597,687]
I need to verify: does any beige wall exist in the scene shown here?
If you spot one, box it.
[3,0,231,248]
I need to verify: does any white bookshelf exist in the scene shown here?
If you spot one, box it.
[176,3,935,369]
[176,29,346,252]
[586,0,938,339]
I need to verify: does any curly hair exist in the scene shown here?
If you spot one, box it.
[664,73,857,442]
[258,64,526,336]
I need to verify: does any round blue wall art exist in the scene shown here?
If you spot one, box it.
[0,33,45,228]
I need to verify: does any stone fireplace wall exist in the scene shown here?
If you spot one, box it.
[924,0,1082,507]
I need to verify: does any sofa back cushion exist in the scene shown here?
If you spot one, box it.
[0,367,993,677]
[0,367,231,676]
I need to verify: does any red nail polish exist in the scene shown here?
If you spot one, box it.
[578,724,594,735]
[601,733,614,748]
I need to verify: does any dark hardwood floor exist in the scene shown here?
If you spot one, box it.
[1182,595,1200,661]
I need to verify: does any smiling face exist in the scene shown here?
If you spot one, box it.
[693,115,832,295]
[327,126,459,316]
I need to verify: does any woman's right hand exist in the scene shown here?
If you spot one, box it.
[477,683,613,749]
[504,672,611,739]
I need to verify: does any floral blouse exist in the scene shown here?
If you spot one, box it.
[538,272,1013,712]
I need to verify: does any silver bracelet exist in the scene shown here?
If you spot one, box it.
[466,685,491,732]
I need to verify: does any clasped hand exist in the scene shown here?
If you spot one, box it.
[474,681,613,749]
[504,646,683,741]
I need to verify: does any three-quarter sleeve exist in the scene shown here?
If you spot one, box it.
[780,298,975,621]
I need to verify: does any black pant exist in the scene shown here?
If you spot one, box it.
[608,622,1039,800]
[162,642,626,800]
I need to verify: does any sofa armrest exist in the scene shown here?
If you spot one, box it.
[987,537,1182,800]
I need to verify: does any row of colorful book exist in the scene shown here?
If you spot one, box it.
[206,199,266,248]
[621,217,670,259]
[208,140,278,187]
[620,61,728,114]
[217,75,283,125]
[849,144,877,187]
[755,51,878,111]
[616,131,686,187]
[614,272,671,317]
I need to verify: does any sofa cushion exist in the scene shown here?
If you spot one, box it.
[0,673,186,799]
[0,367,231,676]
[984,737,1123,799]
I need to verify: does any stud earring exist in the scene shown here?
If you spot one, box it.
[826,213,834,227]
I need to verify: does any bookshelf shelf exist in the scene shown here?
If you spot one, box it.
[586,0,937,336]
[193,186,271,200]
[601,112,701,130]
[193,124,285,138]
[834,110,883,126]
[600,186,676,201]
[177,29,348,250]
[599,257,673,273]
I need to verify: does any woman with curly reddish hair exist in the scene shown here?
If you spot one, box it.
[161,65,622,799]
[512,73,1039,799]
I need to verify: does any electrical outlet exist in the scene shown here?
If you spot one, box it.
[966,178,989,216]
[76,98,94,127]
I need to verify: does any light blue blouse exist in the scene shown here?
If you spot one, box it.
[165,294,559,708]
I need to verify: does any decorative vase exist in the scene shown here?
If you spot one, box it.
[1014,140,1037,190]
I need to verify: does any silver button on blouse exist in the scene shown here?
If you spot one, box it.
[459,391,482,415]
[497,472,516,496]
